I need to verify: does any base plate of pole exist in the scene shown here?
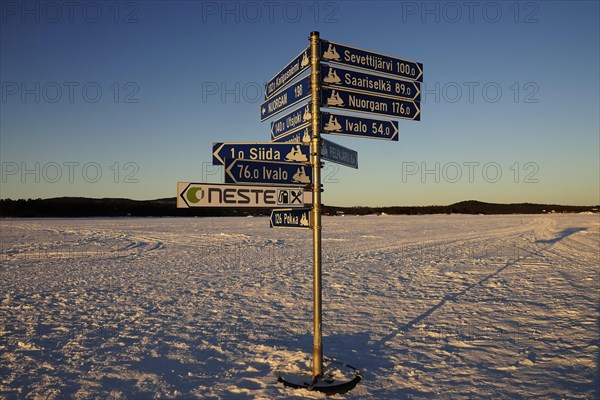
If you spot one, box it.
[277,357,362,395]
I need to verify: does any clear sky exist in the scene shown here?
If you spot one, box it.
[1,0,598,207]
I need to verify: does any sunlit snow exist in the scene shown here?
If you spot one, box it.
[0,215,598,399]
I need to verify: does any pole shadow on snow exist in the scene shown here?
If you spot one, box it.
[353,224,598,397]
[534,226,587,244]
[375,226,589,346]
[269,225,596,397]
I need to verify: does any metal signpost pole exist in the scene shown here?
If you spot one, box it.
[309,31,323,380]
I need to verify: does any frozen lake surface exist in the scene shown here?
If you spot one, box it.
[0,214,598,399]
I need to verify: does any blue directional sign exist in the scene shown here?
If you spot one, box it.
[321,138,358,169]
[265,47,310,99]
[212,142,309,165]
[225,159,312,186]
[321,40,423,82]
[271,126,312,144]
[321,112,398,141]
[321,87,420,121]
[271,103,312,140]
[270,208,311,229]
[321,65,420,101]
[260,75,311,122]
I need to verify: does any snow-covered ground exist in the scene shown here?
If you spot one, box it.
[0,214,598,399]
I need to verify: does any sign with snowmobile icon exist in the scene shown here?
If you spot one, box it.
[270,208,311,229]
[212,143,309,165]
[265,47,310,99]
[321,64,420,101]
[224,159,312,186]
[320,40,423,82]
[321,112,398,141]
[271,103,312,140]
[321,87,420,121]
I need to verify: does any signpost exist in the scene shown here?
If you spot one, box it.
[308,31,324,382]
[320,40,423,82]
[177,182,308,208]
[321,138,358,169]
[212,142,309,165]
[270,208,311,228]
[322,64,420,101]
[322,86,420,121]
[265,47,310,99]
[224,159,312,186]
[178,31,423,393]
[321,112,399,141]
[260,75,311,121]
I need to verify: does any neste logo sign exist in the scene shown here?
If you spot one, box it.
[177,183,307,208]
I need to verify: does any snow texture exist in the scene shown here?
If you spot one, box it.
[0,215,598,399]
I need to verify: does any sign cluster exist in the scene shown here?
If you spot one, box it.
[178,32,423,385]
[178,36,422,230]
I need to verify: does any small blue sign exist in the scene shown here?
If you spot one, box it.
[225,159,312,186]
[321,87,420,121]
[212,142,309,165]
[260,75,311,122]
[320,40,423,82]
[270,208,311,229]
[271,103,312,140]
[321,112,398,141]
[321,138,358,169]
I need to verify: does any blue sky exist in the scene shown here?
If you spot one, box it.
[1,0,598,206]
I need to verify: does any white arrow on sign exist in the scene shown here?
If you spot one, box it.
[260,75,311,122]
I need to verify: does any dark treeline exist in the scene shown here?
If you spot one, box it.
[324,200,599,215]
[0,198,597,218]
[0,197,277,218]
